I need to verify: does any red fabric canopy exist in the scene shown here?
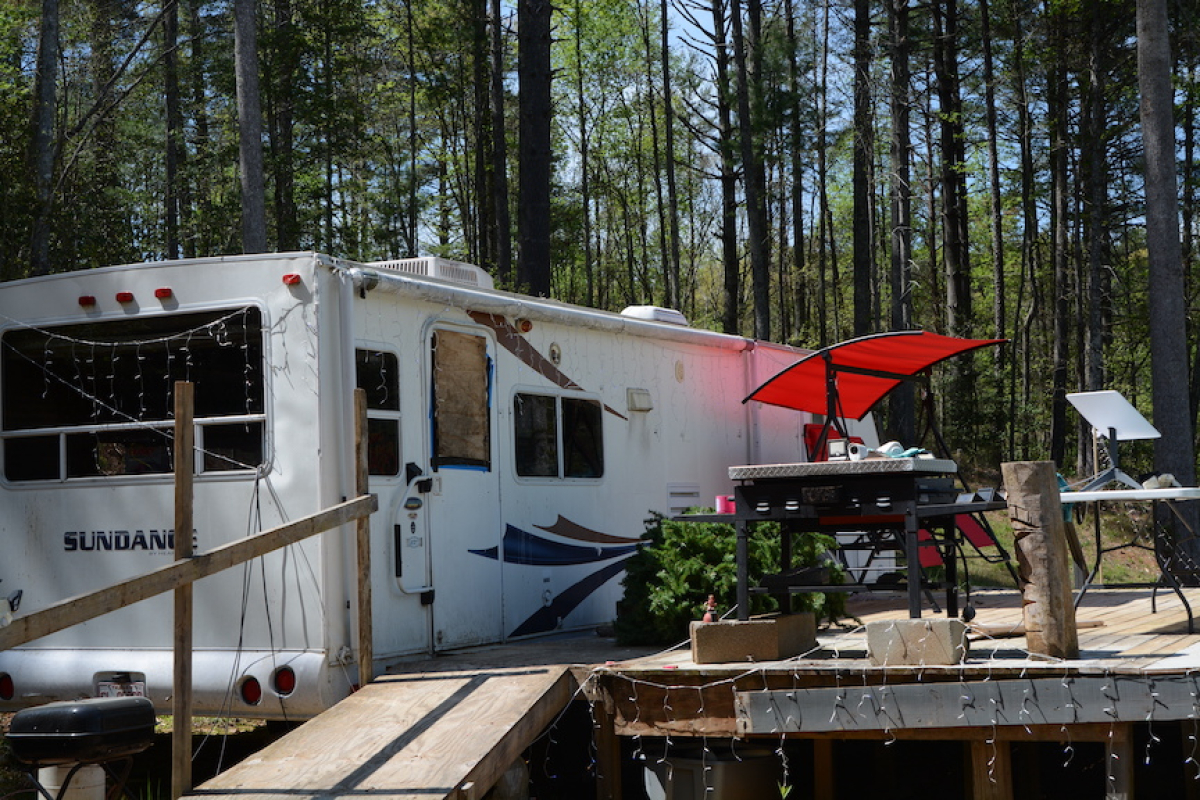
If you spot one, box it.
[745,331,1006,420]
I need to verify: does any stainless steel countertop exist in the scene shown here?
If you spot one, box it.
[728,457,958,480]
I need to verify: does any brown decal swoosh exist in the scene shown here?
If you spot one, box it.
[535,514,642,545]
[468,310,628,420]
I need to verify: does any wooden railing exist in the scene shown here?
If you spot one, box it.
[0,384,378,800]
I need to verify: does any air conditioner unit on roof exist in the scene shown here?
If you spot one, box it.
[367,257,495,290]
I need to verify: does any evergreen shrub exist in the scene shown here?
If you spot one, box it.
[615,512,844,646]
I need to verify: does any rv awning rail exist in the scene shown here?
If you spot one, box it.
[340,265,757,352]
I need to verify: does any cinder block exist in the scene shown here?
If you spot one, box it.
[690,613,817,664]
[866,618,969,666]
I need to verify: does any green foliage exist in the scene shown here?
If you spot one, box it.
[615,512,843,646]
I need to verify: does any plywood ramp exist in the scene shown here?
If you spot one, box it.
[189,662,574,800]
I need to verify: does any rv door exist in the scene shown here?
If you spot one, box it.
[424,326,502,649]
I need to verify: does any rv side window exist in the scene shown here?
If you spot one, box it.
[514,393,604,479]
[563,397,603,478]
[356,349,400,476]
[430,330,491,469]
[513,394,557,476]
[1,307,265,481]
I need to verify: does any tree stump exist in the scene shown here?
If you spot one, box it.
[1001,460,1079,659]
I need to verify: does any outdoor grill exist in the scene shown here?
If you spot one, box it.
[6,696,155,767]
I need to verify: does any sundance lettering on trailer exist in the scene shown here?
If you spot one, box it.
[63,530,197,553]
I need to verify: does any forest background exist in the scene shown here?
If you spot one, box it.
[1,0,1198,483]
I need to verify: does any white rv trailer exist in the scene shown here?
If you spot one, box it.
[0,252,871,719]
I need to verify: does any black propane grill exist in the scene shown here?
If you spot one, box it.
[6,696,155,800]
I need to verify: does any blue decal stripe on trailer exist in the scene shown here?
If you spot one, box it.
[470,524,639,565]
[508,559,630,637]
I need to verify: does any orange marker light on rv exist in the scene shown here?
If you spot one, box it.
[115,292,134,303]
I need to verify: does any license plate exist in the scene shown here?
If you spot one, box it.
[96,680,146,697]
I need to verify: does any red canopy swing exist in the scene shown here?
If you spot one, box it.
[744,330,1006,459]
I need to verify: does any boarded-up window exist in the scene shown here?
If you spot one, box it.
[431,330,491,469]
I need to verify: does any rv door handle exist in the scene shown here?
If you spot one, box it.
[416,478,433,494]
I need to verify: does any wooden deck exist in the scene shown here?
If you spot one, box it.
[185,589,1200,800]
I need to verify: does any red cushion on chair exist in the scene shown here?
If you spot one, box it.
[917,529,945,567]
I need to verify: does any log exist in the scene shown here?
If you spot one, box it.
[1001,461,1079,659]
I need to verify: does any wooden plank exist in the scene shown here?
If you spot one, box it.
[355,388,373,689]
[736,674,1200,734]
[172,383,195,800]
[190,664,573,800]
[0,494,377,650]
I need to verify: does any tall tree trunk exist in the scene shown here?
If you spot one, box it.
[980,0,1004,344]
[639,4,670,307]
[1081,8,1109,395]
[234,0,268,253]
[852,0,873,335]
[816,0,831,345]
[888,0,915,443]
[28,0,59,276]
[1138,0,1199,536]
[1011,0,1038,456]
[932,0,970,337]
[573,0,592,303]
[517,0,552,296]
[185,0,209,258]
[661,0,682,311]
[713,0,740,335]
[932,0,975,448]
[404,2,417,255]
[164,0,183,259]
[490,0,512,285]
[786,0,808,341]
[471,0,489,267]
[1047,0,1070,466]
[732,0,770,340]
[271,0,298,251]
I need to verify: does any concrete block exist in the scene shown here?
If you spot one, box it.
[690,613,817,664]
[866,618,969,666]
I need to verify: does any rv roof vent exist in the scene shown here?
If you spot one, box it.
[367,257,495,290]
[620,305,689,326]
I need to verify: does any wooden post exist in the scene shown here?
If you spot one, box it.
[1106,724,1133,800]
[592,694,623,800]
[812,739,835,800]
[1001,461,1079,659]
[354,388,374,688]
[970,739,1013,800]
[172,382,195,800]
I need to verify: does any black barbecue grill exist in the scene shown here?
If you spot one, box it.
[6,696,155,800]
